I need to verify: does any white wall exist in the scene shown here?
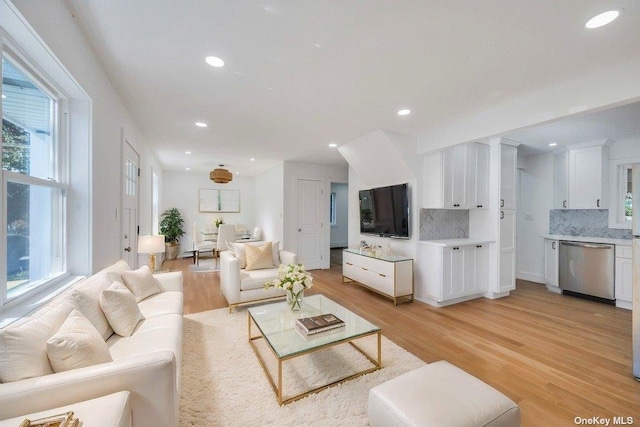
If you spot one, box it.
[330,183,348,248]
[6,0,162,274]
[516,153,554,283]
[254,163,284,243]
[610,136,640,160]
[162,171,256,254]
[283,162,349,268]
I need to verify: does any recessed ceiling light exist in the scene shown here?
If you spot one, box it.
[328,143,338,148]
[235,172,239,175]
[185,151,192,154]
[195,122,208,128]
[250,158,255,162]
[397,109,411,116]
[1,94,6,99]
[585,10,621,29]
[205,56,225,67]
[186,167,191,171]
[549,143,558,147]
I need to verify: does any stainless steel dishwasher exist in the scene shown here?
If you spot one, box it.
[558,241,615,301]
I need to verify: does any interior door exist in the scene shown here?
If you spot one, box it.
[296,179,323,270]
[122,140,140,267]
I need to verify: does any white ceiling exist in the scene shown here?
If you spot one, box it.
[64,0,640,175]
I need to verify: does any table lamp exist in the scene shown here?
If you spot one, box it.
[138,235,166,272]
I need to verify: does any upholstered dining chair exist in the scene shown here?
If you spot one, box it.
[192,223,215,265]
[216,224,236,268]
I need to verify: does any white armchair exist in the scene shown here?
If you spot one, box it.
[220,244,297,312]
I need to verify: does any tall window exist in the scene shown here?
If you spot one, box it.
[619,164,634,223]
[2,54,66,302]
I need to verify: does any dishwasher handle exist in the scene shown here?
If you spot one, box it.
[560,241,612,249]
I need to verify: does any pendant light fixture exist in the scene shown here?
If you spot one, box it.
[210,164,233,184]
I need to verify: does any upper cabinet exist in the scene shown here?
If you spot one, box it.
[499,144,517,210]
[555,143,610,209]
[423,142,489,209]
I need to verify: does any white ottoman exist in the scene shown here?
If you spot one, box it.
[0,391,132,427]
[369,361,520,427]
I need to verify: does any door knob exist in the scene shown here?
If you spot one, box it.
[298,228,302,232]
[124,247,131,252]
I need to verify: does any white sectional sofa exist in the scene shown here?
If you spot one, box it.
[0,261,183,427]
[219,241,297,312]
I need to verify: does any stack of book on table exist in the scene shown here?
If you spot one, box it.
[296,314,345,336]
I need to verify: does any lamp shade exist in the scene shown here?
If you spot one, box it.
[138,235,166,253]
[210,165,233,184]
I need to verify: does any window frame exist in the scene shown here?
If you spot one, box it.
[1,39,70,309]
[608,157,638,230]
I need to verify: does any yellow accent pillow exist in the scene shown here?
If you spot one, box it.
[245,242,274,271]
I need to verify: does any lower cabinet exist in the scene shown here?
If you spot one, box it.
[420,243,489,304]
[544,239,559,290]
[342,249,414,305]
[615,245,633,309]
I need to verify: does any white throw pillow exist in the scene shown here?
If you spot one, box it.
[46,309,113,373]
[100,282,143,337]
[120,265,161,302]
[105,259,132,284]
[245,242,274,271]
[228,240,281,269]
[72,272,114,340]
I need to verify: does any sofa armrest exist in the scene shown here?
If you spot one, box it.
[0,352,178,427]
[279,250,297,265]
[220,251,241,305]
[153,271,183,293]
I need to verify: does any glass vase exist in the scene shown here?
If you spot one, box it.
[286,289,304,311]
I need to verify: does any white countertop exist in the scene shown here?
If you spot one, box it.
[542,234,632,246]
[419,238,495,247]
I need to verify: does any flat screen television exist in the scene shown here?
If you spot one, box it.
[359,183,410,238]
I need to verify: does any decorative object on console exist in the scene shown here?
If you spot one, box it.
[214,217,224,228]
[137,235,165,272]
[264,264,313,311]
[19,411,79,427]
[159,207,186,259]
[210,164,233,184]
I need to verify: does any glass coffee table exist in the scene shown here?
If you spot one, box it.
[247,294,381,405]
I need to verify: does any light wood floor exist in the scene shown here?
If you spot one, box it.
[164,256,640,426]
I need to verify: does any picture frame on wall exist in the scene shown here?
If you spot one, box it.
[199,189,240,212]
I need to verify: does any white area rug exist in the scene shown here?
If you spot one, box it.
[181,307,426,426]
[188,257,218,273]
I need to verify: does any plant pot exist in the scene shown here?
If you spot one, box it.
[165,243,179,260]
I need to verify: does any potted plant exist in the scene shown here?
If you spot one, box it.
[159,208,185,260]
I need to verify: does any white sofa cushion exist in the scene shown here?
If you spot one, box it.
[72,272,114,340]
[46,309,113,373]
[239,268,279,291]
[100,282,143,337]
[138,291,183,318]
[120,266,162,302]
[0,297,76,382]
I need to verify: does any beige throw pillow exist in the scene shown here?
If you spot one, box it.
[229,240,281,269]
[72,273,114,340]
[245,242,274,270]
[120,265,161,302]
[46,310,113,373]
[100,282,143,337]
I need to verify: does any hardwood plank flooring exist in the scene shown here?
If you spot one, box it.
[163,257,640,426]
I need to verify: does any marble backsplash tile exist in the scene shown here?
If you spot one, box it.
[420,209,469,240]
[549,209,633,239]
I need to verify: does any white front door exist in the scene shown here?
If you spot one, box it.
[296,179,323,270]
[122,140,140,267]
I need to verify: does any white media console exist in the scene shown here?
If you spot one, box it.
[342,249,414,305]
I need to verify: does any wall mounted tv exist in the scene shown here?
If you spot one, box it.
[359,183,410,239]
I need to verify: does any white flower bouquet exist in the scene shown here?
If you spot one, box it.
[264,264,313,310]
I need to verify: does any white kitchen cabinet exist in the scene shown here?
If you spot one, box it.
[498,209,516,292]
[615,245,632,309]
[567,144,610,209]
[544,239,559,289]
[342,249,413,305]
[423,142,489,209]
[419,242,490,305]
[554,151,569,209]
[500,144,517,210]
